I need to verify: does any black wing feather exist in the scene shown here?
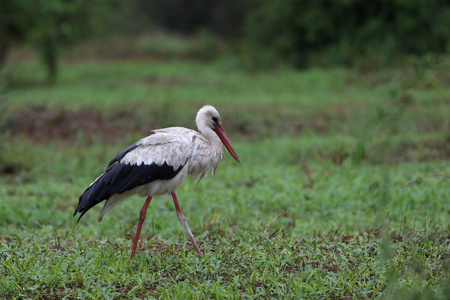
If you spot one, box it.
[105,142,140,171]
[74,144,184,221]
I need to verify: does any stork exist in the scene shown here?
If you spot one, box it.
[74,105,240,259]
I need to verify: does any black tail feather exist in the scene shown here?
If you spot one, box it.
[73,174,109,222]
[74,142,141,221]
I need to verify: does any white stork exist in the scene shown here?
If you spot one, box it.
[74,105,240,259]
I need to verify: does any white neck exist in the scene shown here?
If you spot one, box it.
[198,123,221,145]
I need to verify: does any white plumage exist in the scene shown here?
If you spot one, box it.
[74,105,240,259]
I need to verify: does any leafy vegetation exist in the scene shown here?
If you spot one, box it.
[0,40,449,298]
[0,0,130,81]
[244,0,450,68]
[3,0,450,81]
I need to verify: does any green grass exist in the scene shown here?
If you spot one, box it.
[1,42,449,298]
[2,226,449,299]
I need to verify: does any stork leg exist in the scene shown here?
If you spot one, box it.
[129,196,152,261]
[171,193,203,256]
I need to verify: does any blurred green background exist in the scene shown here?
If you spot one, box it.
[1,0,450,81]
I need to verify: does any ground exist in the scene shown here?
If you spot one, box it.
[0,39,449,298]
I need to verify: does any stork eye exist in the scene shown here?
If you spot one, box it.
[212,117,218,124]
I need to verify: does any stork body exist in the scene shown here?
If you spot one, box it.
[74,105,240,259]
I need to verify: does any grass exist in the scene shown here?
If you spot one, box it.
[2,227,449,298]
[1,37,450,298]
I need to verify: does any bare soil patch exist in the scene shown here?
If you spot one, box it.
[3,107,147,144]
[2,104,450,163]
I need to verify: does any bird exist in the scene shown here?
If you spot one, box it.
[73,105,240,259]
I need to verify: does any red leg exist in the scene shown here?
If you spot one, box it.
[129,196,152,261]
[172,193,203,256]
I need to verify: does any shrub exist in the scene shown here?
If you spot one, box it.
[244,0,450,68]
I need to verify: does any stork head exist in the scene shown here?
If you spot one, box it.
[196,105,240,163]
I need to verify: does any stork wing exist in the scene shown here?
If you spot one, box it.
[74,128,195,221]
[119,129,193,170]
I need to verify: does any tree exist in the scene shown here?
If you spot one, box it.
[0,0,112,82]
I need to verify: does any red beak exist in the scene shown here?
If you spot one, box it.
[214,125,240,163]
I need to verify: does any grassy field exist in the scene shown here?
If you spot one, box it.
[1,40,449,298]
